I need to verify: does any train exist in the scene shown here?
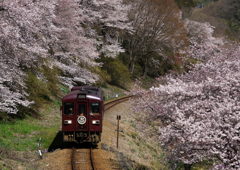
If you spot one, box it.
[61,86,104,145]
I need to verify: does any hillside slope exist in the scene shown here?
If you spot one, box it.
[189,0,240,39]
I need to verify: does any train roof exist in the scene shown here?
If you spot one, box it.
[62,86,103,101]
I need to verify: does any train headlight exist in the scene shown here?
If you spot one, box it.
[92,120,100,125]
[64,120,72,124]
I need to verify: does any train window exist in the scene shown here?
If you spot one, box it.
[64,103,74,114]
[90,103,100,114]
[78,104,86,114]
[78,94,86,99]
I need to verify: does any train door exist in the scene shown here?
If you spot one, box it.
[75,102,89,132]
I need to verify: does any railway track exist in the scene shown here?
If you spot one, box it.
[104,95,133,111]
[70,95,132,170]
[71,147,95,170]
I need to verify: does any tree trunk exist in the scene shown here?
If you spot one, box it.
[128,50,135,74]
[131,62,135,74]
[143,57,148,77]
[184,164,192,170]
[130,55,136,74]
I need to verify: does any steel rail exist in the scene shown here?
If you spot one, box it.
[104,95,133,111]
[71,148,77,170]
[71,147,95,170]
[89,147,95,170]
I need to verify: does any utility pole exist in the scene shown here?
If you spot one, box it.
[116,115,121,149]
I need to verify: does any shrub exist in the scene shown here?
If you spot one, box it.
[25,66,61,110]
[0,112,9,122]
[41,66,61,97]
[25,72,51,109]
[91,67,111,87]
[104,59,131,89]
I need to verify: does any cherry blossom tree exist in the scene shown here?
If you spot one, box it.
[184,19,223,61]
[0,0,57,114]
[0,0,131,114]
[125,0,188,76]
[77,0,132,57]
[134,43,240,169]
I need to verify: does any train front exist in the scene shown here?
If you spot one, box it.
[61,87,103,144]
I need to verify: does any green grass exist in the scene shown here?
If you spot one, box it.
[0,117,59,151]
[0,76,63,155]
[0,101,61,151]
[2,64,65,151]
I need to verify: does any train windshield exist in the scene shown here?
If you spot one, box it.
[90,102,100,114]
[78,103,86,114]
[64,103,74,114]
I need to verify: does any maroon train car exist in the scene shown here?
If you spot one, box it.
[61,86,104,144]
